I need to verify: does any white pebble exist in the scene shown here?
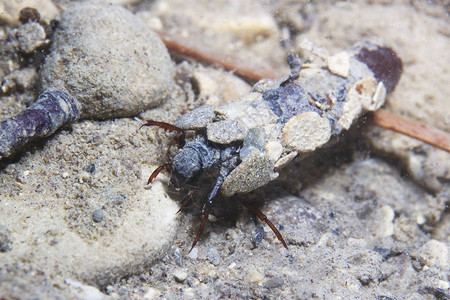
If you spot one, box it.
[172,268,189,282]
[414,239,448,268]
[375,205,394,238]
[247,268,265,284]
[265,141,283,162]
[188,247,198,260]
[327,51,350,78]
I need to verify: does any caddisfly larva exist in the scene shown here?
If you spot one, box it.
[142,42,403,250]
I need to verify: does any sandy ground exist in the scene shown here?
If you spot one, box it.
[0,0,449,299]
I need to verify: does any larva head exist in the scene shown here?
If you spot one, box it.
[170,147,202,189]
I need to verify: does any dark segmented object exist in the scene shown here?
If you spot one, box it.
[0,90,80,159]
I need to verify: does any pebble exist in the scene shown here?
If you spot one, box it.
[190,67,251,107]
[263,277,284,289]
[337,86,363,130]
[353,77,378,110]
[363,82,386,111]
[188,247,198,260]
[264,141,283,162]
[0,227,12,253]
[327,51,350,78]
[1,67,39,94]
[282,111,331,152]
[173,247,183,266]
[16,22,47,53]
[174,105,216,130]
[354,45,403,93]
[414,239,448,269]
[143,287,162,299]
[85,164,96,174]
[262,81,320,123]
[253,226,265,247]
[247,268,265,284]
[92,209,104,223]
[172,268,189,282]
[107,192,127,206]
[207,120,246,144]
[374,205,394,238]
[243,128,266,153]
[221,151,277,197]
[40,3,175,120]
[215,97,278,130]
[64,279,107,300]
[274,151,298,170]
[0,0,58,26]
[206,247,220,266]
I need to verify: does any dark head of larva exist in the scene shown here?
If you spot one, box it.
[169,136,220,189]
[355,46,403,93]
[170,147,202,188]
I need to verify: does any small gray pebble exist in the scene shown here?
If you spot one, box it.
[221,151,276,197]
[263,277,284,289]
[207,120,246,144]
[107,192,127,206]
[0,241,12,253]
[1,67,39,94]
[0,228,12,252]
[240,127,266,159]
[206,247,220,266]
[16,22,47,53]
[92,209,104,223]
[174,105,216,130]
[188,247,198,260]
[243,128,266,152]
[85,164,96,174]
[173,247,183,267]
[253,226,265,248]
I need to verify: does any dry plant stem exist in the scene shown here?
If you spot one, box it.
[158,31,450,152]
[156,31,285,83]
[371,109,450,152]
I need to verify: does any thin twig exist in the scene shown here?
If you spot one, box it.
[156,31,285,83]
[370,109,450,152]
[158,31,450,152]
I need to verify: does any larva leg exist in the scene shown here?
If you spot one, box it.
[177,190,196,214]
[241,201,288,249]
[140,120,186,147]
[147,163,172,184]
[189,210,209,253]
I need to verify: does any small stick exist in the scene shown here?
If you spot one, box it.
[156,31,285,83]
[370,109,450,152]
[158,31,450,152]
